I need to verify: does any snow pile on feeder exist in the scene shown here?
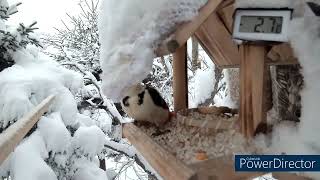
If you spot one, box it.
[98,0,207,101]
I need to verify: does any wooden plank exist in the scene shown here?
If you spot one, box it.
[177,107,238,132]
[173,43,188,111]
[190,156,264,180]
[217,3,235,33]
[191,156,310,180]
[156,0,224,56]
[217,0,235,10]
[273,173,311,180]
[123,123,197,180]
[239,45,267,138]
[195,13,240,67]
[178,113,236,131]
[0,95,55,165]
[264,66,273,113]
[267,43,299,65]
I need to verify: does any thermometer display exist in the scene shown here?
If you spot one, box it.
[239,16,283,34]
[233,9,292,43]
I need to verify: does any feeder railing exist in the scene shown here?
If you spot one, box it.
[0,95,55,165]
[123,123,197,180]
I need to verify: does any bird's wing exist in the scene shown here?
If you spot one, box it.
[146,86,169,109]
[307,2,320,16]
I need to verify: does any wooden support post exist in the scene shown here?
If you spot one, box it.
[173,43,188,112]
[0,95,55,165]
[239,45,267,138]
[123,123,197,180]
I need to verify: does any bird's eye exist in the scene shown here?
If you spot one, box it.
[122,96,130,107]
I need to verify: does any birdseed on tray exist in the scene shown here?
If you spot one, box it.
[136,110,260,164]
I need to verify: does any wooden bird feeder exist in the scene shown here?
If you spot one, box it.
[0,1,307,179]
[122,0,306,179]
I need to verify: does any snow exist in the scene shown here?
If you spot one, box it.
[188,45,216,108]
[0,0,9,7]
[214,69,239,109]
[98,0,207,101]
[191,58,215,107]
[0,44,108,179]
[78,109,113,134]
[91,109,113,133]
[80,84,100,99]
[105,139,161,180]
[0,48,82,127]
[73,126,105,157]
[38,112,71,153]
[104,99,124,123]
[188,45,238,108]
[0,67,35,128]
[10,131,57,180]
[77,113,97,127]
[73,161,107,180]
[289,17,320,157]
[286,16,320,153]
[105,138,136,157]
[235,0,320,17]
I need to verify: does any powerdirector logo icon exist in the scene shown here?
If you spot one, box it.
[235,155,320,172]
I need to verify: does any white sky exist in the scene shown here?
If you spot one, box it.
[8,0,81,32]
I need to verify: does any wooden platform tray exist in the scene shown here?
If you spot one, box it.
[123,123,309,180]
[123,123,197,180]
[191,156,311,180]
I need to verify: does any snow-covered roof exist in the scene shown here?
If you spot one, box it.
[98,0,208,101]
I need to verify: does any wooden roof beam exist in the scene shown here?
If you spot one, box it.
[217,2,235,33]
[155,0,224,56]
[217,0,235,12]
[195,12,240,68]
